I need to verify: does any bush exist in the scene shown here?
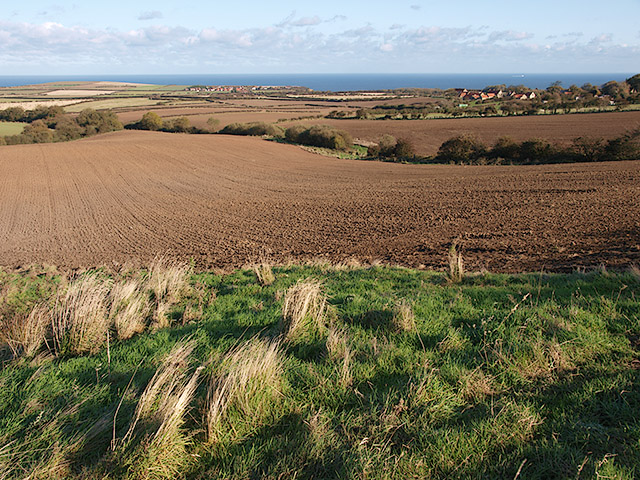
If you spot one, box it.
[76,109,123,135]
[604,128,640,161]
[53,117,84,141]
[163,117,191,133]
[437,135,486,163]
[368,135,415,160]
[518,138,556,163]
[285,124,352,151]
[490,136,520,161]
[221,122,283,137]
[139,112,164,131]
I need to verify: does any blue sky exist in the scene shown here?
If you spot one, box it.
[1,0,638,74]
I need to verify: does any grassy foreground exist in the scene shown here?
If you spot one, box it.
[0,262,639,479]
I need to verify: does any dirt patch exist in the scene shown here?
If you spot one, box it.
[0,130,638,272]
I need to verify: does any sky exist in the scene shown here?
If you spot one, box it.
[0,0,638,74]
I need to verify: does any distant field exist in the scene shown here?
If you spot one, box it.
[64,97,167,112]
[281,111,640,155]
[0,122,27,135]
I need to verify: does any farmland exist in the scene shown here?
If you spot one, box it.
[0,122,27,135]
[0,130,638,271]
[0,81,639,480]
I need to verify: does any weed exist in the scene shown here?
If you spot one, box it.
[50,274,111,356]
[447,241,464,283]
[110,279,151,340]
[206,339,283,444]
[0,304,49,358]
[281,278,327,340]
[119,340,202,480]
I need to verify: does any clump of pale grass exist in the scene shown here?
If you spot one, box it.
[120,340,202,480]
[146,258,192,329]
[392,300,415,332]
[281,278,326,340]
[459,367,496,402]
[630,264,640,281]
[447,241,464,284]
[50,274,111,356]
[110,279,151,340]
[206,339,283,444]
[326,327,353,388]
[252,261,275,286]
[0,304,50,359]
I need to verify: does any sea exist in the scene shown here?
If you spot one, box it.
[0,73,633,92]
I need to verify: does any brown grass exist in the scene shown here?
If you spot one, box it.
[120,340,202,479]
[392,300,415,332]
[206,339,283,444]
[0,304,49,359]
[50,274,111,356]
[448,241,464,284]
[281,279,327,340]
[147,258,192,329]
[252,260,275,286]
[110,279,151,340]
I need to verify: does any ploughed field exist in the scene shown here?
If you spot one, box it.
[0,130,638,271]
[283,111,640,155]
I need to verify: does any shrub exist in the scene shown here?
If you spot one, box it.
[76,109,123,135]
[221,122,282,137]
[518,138,556,163]
[139,112,164,131]
[163,117,191,133]
[53,117,84,141]
[285,124,353,151]
[490,136,520,161]
[437,135,486,163]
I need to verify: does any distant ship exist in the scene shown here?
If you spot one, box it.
[512,74,526,78]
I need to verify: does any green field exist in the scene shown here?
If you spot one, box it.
[0,263,638,479]
[0,122,27,135]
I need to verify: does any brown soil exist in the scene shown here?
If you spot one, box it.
[1,130,638,272]
[282,111,640,155]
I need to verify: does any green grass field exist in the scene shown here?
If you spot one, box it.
[0,122,27,135]
[0,262,638,479]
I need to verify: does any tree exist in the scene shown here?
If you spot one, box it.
[139,112,164,131]
[626,74,640,93]
[76,109,123,135]
[437,135,486,163]
[206,117,220,132]
[164,117,191,133]
[53,117,83,141]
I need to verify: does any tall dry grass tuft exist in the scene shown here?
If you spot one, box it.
[110,279,151,340]
[252,261,275,286]
[0,304,50,359]
[206,339,283,444]
[50,274,111,357]
[392,300,415,332]
[120,340,202,480]
[326,327,353,388]
[281,278,326,340]
[146,258,192,329]
[447,241,464,284]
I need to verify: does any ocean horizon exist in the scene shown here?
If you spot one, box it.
[0,73,633,92]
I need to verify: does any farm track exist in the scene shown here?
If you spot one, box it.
[0,130,638,272]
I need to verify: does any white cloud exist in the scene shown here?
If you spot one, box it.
[0,20,636,73]
[138,11,163,21]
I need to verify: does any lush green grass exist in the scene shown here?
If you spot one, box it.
[0,122,27,136]
[0,264,638,479]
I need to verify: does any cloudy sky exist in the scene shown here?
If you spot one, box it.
[1,0,638,74]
